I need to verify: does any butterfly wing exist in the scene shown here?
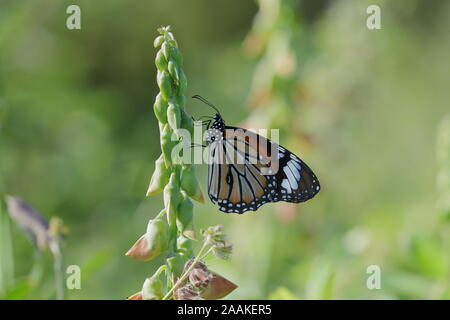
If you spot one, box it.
[274,144,321,203]
[207,138,276,213]
[207,126,320,214]
[228,127,320,203]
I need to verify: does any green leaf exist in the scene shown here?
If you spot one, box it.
[267,286,296,300]
[409,235,449,279]
[304,263,334,300]
[1,279,33,300]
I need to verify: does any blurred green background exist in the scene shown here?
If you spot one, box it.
[0,0,449,299]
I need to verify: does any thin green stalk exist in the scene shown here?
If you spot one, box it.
[153,265,167,278]
[50,241,64,300]
[155,209,166,220]
[0,86,13,297]
[162,243,213,300]
[199,246,214,261]
[0,200,14,296]
[28,252,44,287]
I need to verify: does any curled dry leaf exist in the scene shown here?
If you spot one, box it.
[200,271,238,300]
[127,292,143,300]
[176,285,199,300]
[125,218,169,261]
[189,267,212,288]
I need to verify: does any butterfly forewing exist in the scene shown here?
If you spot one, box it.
[275,146,321,203]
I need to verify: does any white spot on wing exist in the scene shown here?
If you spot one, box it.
[281,179,292,193]
[283,166,298,190]
[291,159,301,170]
[287,161,300,180]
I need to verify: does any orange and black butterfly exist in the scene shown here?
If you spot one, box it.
[194,95,320,214]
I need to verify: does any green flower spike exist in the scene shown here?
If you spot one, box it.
[129,26,236,300]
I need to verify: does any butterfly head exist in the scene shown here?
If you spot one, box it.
[211,114,225,129]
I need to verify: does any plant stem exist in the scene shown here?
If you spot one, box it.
[0,200,14,296]
[50,241,64,300]
[162,243,213,300]
[153,264,167,278]
[155,209,166,220]
[199,246,214,261]
[29,252,44,287]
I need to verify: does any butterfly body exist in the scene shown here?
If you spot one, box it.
[205,113,320,214]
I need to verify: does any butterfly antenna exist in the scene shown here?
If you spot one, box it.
[192,95,221,115]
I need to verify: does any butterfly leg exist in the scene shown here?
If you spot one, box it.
[190,143,207,148]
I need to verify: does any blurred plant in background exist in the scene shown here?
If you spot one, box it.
[244,0,314,224]
[0,200,14,297]
[1,196,67,299]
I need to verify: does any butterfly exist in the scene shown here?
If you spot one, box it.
[193,95,320,214]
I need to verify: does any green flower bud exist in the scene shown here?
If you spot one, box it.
[180,109,194,135]
[157,70,173,101]
[154,35,164,48]
[167,39,179,48]
[155,50,168,72]
[125,218,169,261]
[166,32,178,47]
[167,251,189,277]
[175,93,186,109]
[168,59,180,85]
[177,195,194,238]
[180,165,204,203]
[157,25,170,35]
[177,235,193,256]
[153,93,169,124]
[147,154,171,196]
[160,124,176,167]
[202,225,226,246]
[142,276,163,300]
[164,173,183,227]
[178,69,187,95]
[212,242,233,260]
[162,41,183,66]
[161,41,171,60]
[169,45,183,67]
[167,101,181,131]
